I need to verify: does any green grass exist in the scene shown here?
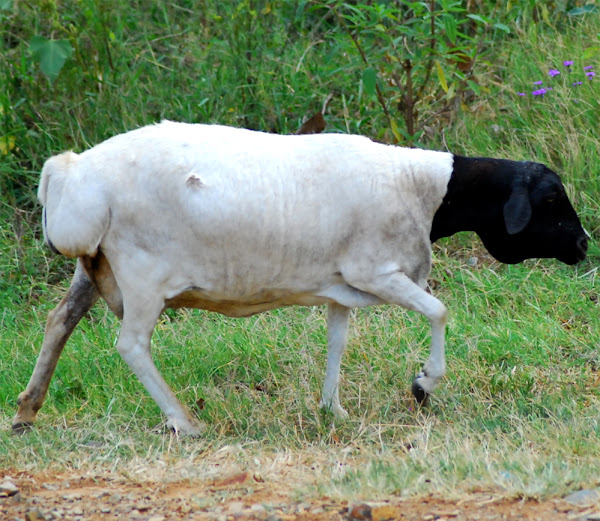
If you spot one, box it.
[1,0,599,501]
[1,248,598,497]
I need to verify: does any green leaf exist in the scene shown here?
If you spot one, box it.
[390,119,402,143]
[436,61,449,93]
[568,5,599,16]
[0,0,12,10]
[443,15,458,44]
[362,67,377,98]
[29,35,73,82]
[467,13,489,24]
[493,22,511,33]
[467,79,481,95]
[0,135,16,155]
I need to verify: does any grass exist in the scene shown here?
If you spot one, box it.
[1,0,599,501]
[1,246,598,498]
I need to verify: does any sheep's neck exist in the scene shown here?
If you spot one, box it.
[430,155,509,243]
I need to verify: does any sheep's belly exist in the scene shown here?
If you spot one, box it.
[164,287,330,318]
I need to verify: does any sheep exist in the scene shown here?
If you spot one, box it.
[12,121,588,435]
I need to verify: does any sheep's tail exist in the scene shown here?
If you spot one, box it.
[39,152,110,257]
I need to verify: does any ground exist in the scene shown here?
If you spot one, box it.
[2,467,600,521]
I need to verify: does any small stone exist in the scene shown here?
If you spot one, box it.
[9,491,23,503]
[564,489,600,506]
[586,513,600,521]
[372,505,399,521]
[227,501,245,514]
[83,440,106,448]
[100,507,112,513]
[25,509,47,521]
[148,516,166,521]
[296,502,311,513]
[265,515,283,521]
[349,503,372,521]
[0,481,19,497]
[72,506,84,515]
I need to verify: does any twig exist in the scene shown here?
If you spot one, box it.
[328,3,393,127]
[416,0,437,100]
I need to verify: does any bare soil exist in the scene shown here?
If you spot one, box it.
[2,468,599,521]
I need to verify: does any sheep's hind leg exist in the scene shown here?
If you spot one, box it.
[319,302,351,420]
[116,295,205,436]
[12,260,100,433]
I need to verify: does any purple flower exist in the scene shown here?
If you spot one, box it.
[586,71,596,79]
[549,69,560,77]
[517,92,526,96]
[533,80,543,85]
[532,88,547,96]
[564,60,574,67]
[573,81,583,86]
[584,65,594,70]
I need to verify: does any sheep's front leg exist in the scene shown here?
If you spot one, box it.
[319,302,351,420]
[350,270,448,405]
[117,297,205,436]
[12,260,100,433]
[410,293,448,405]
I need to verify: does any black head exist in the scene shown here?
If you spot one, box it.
[431,156,588,265]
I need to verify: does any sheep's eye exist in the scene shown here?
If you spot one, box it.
[546,197,555,204]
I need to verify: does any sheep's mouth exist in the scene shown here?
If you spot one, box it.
[563,235,588,265]
[548,236,587,265]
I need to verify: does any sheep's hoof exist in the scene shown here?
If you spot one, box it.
[411,377,430,407]
[12,421,34,435]
[167,417,206,438]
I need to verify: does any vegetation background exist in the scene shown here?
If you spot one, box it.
[0,0,599,499]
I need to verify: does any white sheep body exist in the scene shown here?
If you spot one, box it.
[39,121,453,316]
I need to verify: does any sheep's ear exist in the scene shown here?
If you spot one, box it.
[296,112,325,135]
[503,179,532,235]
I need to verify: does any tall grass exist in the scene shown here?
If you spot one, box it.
[0,1,599,499]
[443,14,600,237]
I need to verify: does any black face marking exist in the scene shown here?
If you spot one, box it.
[431,155,587,265]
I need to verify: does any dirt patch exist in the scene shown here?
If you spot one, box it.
[2,468,599,521]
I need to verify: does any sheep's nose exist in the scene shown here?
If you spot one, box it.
[577,234,588,258]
